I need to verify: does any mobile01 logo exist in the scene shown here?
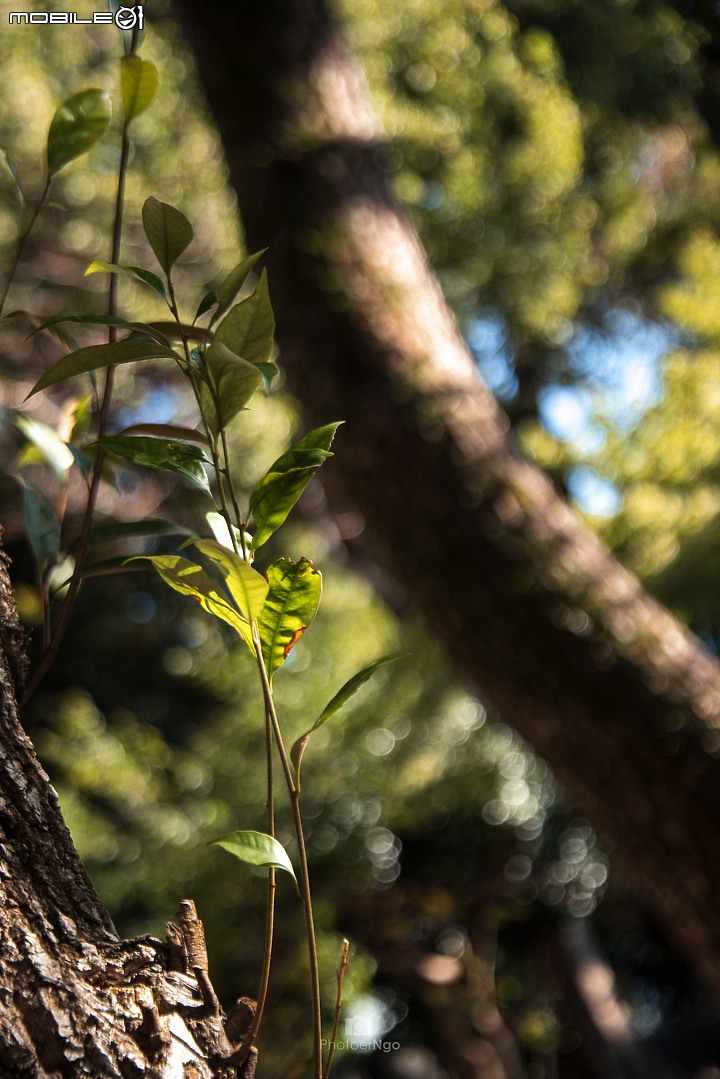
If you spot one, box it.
[9,6,144,28]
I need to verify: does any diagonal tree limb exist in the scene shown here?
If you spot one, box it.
[174,0,720,993]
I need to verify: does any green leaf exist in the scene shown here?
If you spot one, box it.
[81,557,144,581]
[146,322,210,344]
[121,54,159,123]
[194,291,218,323]
[69,394,93,442]
[213,269,275,368]
[319,653,409,725]
[117,423,209,445]
[193,539,268,622]
[293,422,344,452]
[206,511,252,554]
[142,197,194,276]
[23,485,60,573]
[131,554,253,649]
[255,362,279,395]
[28,340,181,397]
[214,250,268,322]
[257,557,321,678]
[85,260,167,301]
[99,435,211,492]
[205,342,262,430]
[75,518,189,549]
[211,830,297,886]
[291,655,407,788]
[249,423,343,549]
[28,313,171,346]
[15,415,74,478]
[46,89,112,175]
[68,444,93,483]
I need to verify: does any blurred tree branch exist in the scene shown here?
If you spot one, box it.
[174,0,720,995]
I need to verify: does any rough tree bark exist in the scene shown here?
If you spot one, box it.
[174,0,720,995]
[0,536,256,1076]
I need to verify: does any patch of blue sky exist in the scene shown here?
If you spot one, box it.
[467,307,672,516]
[566,309,669,431]
[114,384,188,429]
[538,384,604,453]
[465,310,518,401]
[566,465,622,517]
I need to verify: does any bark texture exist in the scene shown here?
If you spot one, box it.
[175,0,720,994]
[0,537,254,1077]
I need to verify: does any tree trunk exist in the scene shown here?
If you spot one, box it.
[0,536,254,1077]
[174,0,720,996]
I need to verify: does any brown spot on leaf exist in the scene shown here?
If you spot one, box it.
[284,626,306,657]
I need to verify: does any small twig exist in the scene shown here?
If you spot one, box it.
[178,898,210,971]
[23,113,132,704]
[192,966,222,1017]
[0,174,51,317]
[165,921,187,972]
[323,939,350,1079]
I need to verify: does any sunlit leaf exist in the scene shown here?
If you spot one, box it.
[28,340,181,397]
[15,415,74,478]
[46,89,112,175]
[211,830,297,885]
[99,435,211,492]
[85,260,167,301]
[206,511,252,555]
[69,394,93,441]
[193,539,268,621]
[293,423,344,452]
[213,269,274,368]
[249,423,342,549]
[214,250,268,322]
[131,553,253,649]
[291,654,408,787]
[23,485,60,573]
[142,196,194,276]
[257,557,321,678]
[121,54,159,123]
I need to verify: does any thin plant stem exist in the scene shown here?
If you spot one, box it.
[166,243,322,1075]
[168,295,239,551]
[323,939,350,1079]
[177,313,282,1059]
[251,622,324,1079]
[290,779,324,1079]
[236,648,278,1065]
[220,426,248,554]
[23,119,132,704]
[0,174,51,317]
[167,284,239,550]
